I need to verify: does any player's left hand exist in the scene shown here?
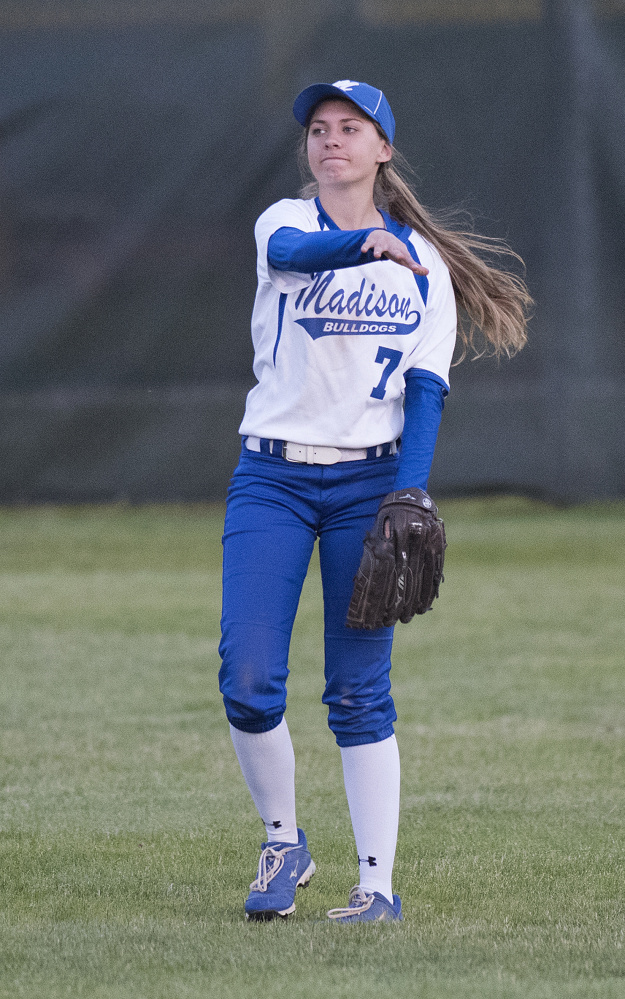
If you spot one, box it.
[346,488,446,629]
[361,230,429,275]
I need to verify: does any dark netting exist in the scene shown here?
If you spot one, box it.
[0,0,623,502]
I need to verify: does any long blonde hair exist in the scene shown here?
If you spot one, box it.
[298,125,533,360]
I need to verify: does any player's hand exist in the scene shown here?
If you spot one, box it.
[361,230,429,275]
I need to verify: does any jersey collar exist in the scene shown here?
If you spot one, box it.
[314,196,409,240]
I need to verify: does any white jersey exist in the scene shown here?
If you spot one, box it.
[239,198,457,449]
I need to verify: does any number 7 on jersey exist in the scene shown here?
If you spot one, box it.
[370,347,402,400]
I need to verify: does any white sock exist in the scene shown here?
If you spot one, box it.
[229,719,299,844]
[340,734,400,904]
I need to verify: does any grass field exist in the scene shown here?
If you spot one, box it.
[1,498,624,998]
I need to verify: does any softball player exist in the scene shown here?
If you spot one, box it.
[218,80,531,922]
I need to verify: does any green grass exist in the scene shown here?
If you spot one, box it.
[1,498,625,998]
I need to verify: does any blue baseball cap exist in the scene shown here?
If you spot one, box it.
[293,79,395,145]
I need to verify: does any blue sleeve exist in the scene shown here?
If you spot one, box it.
[393,370,448,492]
[267,226,386,273]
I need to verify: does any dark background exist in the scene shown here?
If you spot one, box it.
[1,0,624,503]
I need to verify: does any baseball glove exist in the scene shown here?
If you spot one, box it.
[346,488,446,630]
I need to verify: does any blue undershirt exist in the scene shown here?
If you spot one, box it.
[395,372,447,491]
[266,223,448,494]
[268,226,385,272]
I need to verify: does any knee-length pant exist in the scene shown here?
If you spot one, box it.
[218,446,399,748]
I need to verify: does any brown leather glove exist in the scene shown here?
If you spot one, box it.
[346,488,446,629]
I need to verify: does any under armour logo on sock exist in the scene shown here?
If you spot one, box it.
[263,820,282,829]
[358,855,377,867]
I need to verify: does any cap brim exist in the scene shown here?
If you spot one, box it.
[293,83,365,128]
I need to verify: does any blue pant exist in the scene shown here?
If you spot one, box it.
[218,446,399,748]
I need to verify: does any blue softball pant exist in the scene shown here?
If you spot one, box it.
[218,444,399,748]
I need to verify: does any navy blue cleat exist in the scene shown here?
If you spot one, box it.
[245,828,316,921]
[327,886,403,923]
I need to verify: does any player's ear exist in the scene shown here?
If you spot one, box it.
[377,141,392,164]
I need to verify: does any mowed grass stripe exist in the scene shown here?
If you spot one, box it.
[0,500,624,997]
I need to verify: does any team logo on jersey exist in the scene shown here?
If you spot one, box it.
[293,270,421,340]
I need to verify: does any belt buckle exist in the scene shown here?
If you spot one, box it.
[283,441,302,462]
[282,441,340,464]
[282,441,314,463]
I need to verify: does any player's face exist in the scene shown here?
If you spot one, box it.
[306,100,392,191]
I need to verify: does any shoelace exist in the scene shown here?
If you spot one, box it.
[327,885,375,919]
[249,843,299,893]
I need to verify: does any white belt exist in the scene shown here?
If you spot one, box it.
[244,436,397,465]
